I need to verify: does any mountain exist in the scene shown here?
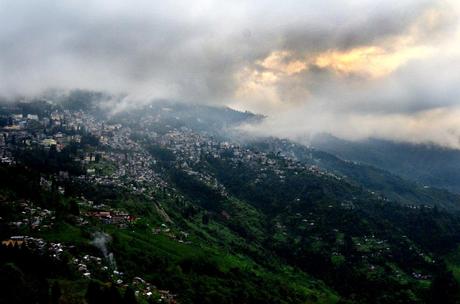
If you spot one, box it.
[311,134,460,194]
[249,138,460,211]
[109,100,264,137]
[1,97,460,304]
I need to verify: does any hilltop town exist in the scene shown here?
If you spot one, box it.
[1,97,460,304]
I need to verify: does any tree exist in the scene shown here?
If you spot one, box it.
[0,263,48,304]
[86,281,103,304]
[342,234,356,257]
[51,281,62,304]
[429,268,460,304]
[123,287,137,304]
[69,199,80,216]
[202,213,210,225]
[0,263,28,303]
[106,284,123,304]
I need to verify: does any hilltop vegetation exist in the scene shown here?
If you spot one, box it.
[312,134,460,194]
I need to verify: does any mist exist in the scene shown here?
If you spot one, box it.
[0,0,459,147]
[91,231,116,268]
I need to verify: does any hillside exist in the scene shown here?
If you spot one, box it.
[311,134,460,194]
[1,98,460,303]
[249,138,460,211]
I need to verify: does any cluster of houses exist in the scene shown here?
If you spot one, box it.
[1,233,177,303]
[1,235,66,260]
[86,210,136,227]
[1,103,347,210]
[152,224,191,244]
[0,109,85,153]
[135,126,346,197]
[0,105,171,199]
[71,252,177,303]
[132,276,177,303]
[1,199,55,231]
[412,272,432,280]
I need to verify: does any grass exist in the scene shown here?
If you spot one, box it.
[41,222,89,245]
[50,278,88,304]
[446,244,460,283]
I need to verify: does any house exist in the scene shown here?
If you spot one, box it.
[89,211,111,218]
[42,138,57,146]
[27,114,39,121]
[86,168,96,175]
[2,236,25,247]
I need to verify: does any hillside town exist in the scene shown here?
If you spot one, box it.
[0,101,449,304]
[0,102,347,204]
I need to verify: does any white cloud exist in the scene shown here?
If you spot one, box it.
[0,0,459,147]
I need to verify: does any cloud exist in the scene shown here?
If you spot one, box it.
[0,0,459,147]
[0,0,251,102]
[237,50,460,148]
[239,104,460,149]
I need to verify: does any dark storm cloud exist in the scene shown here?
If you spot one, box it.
[0,0,250,101]
[280,1,429,52]
[0,0,442,98]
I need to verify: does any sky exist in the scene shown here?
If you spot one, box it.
[0,0,459,147]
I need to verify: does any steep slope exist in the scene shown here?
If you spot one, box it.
[312,134,460,194]
[248,138,460,211]
[2,99,460,303]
